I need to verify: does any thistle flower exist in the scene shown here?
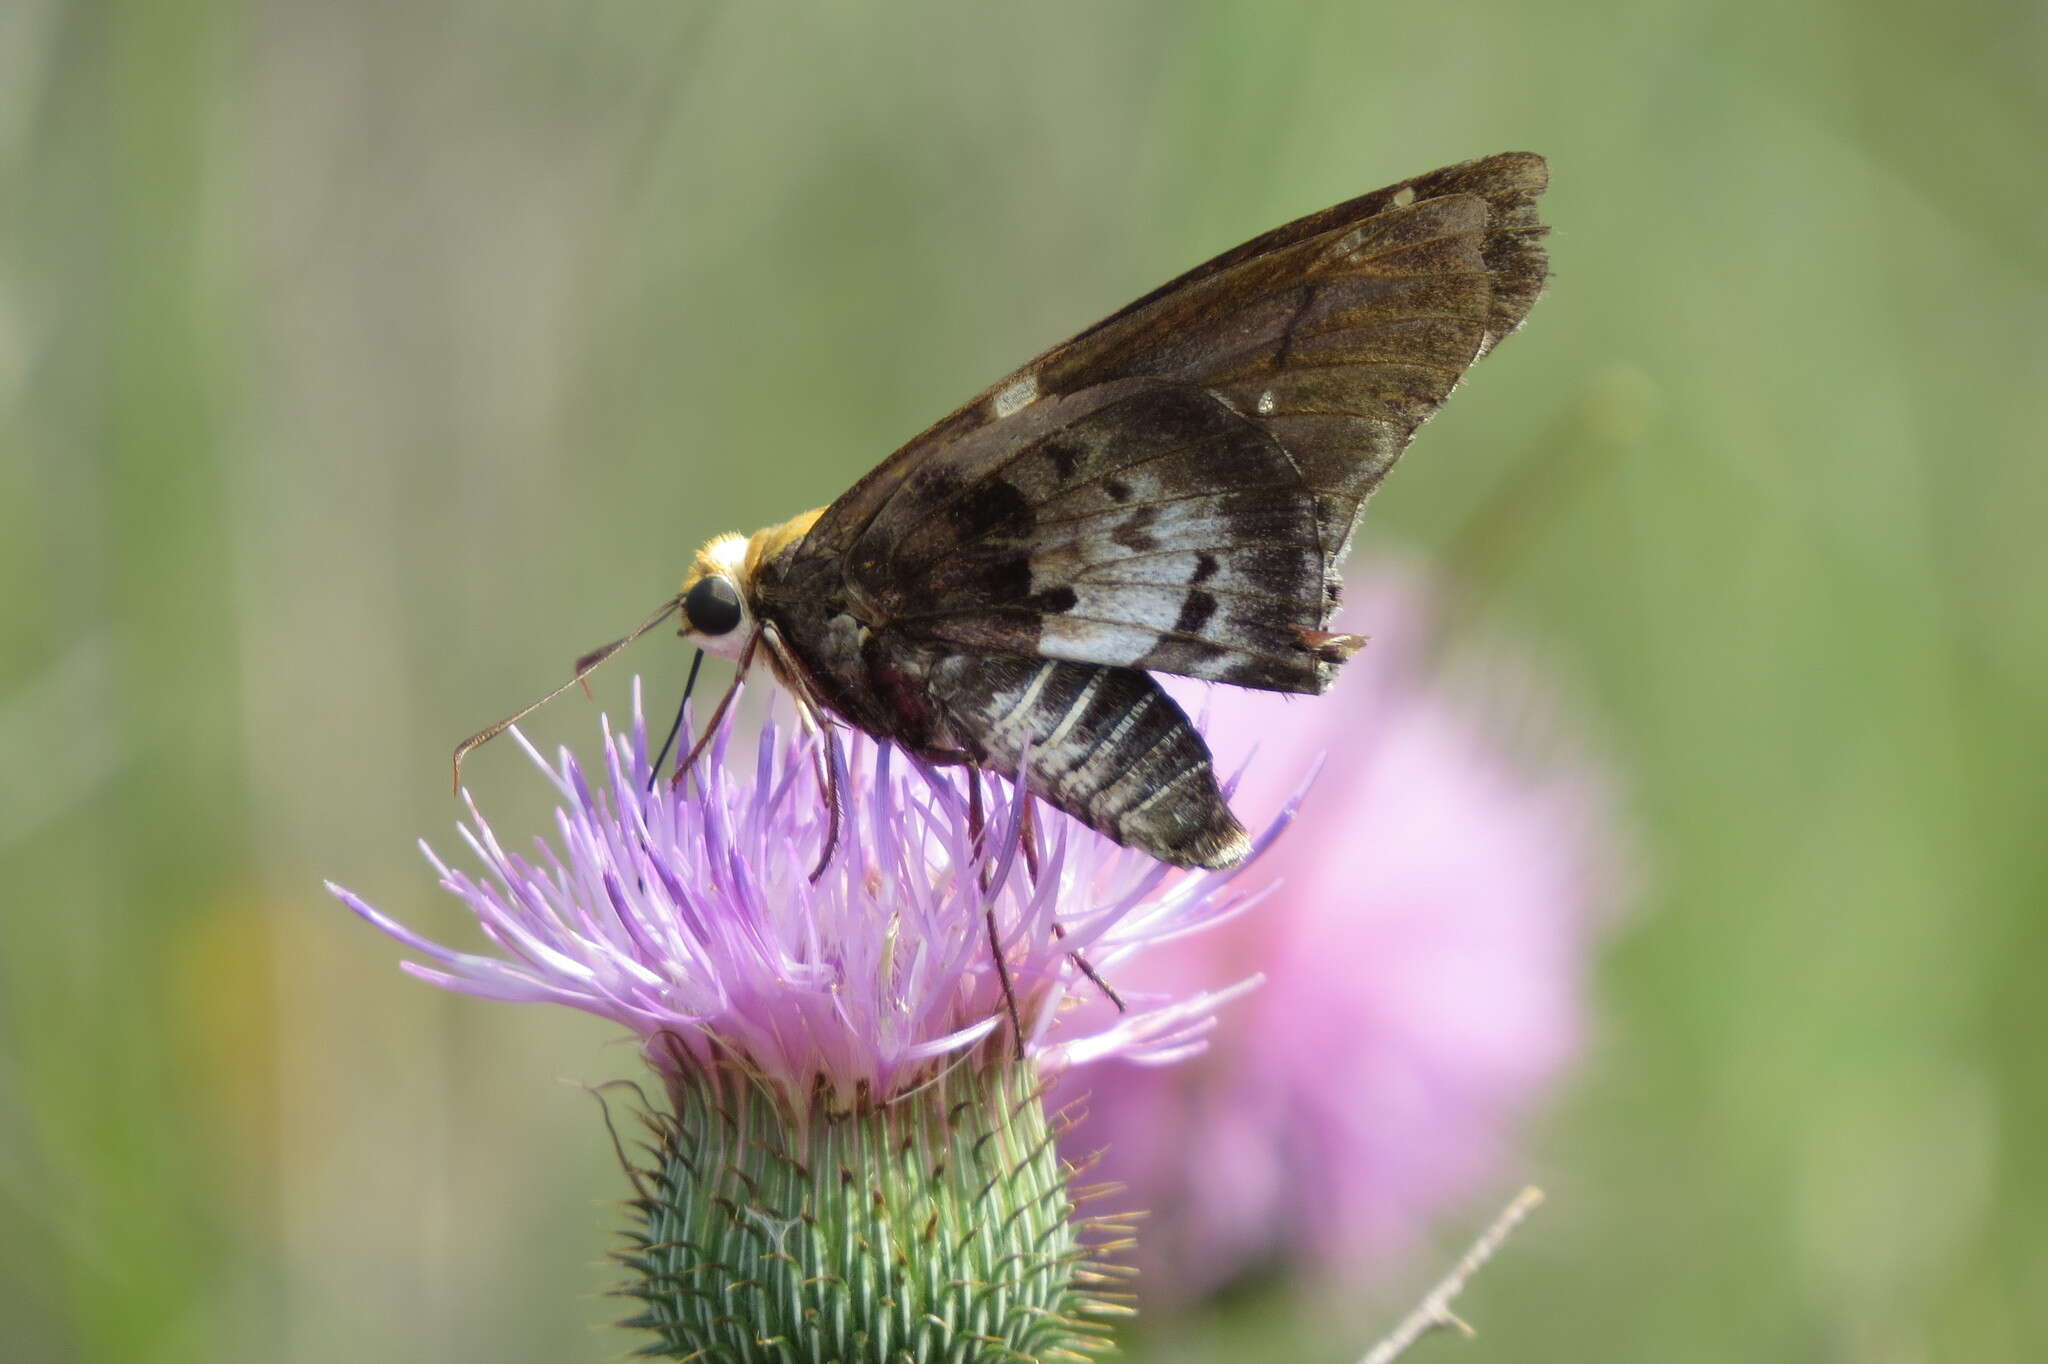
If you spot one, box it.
[328,681,1283,1361]
[1058,563,1624,1302]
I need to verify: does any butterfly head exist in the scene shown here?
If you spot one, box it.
[677,508,824,660]
[677,533,755,660]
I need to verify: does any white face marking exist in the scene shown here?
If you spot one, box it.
[992,373,1038,419]
[686,533,755,661]
[1392,186,1416,208]
[1256,389,1277,416]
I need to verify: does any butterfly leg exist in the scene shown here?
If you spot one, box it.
[964,762,986,855]
[973,773,1123,1018]
[812,732,846,882]
[1053,923,1127,1013]
[1016,795,1041,883]
[962,767,1027,1058]
[670,631,758,792]
[756,622,848,881]
[1006,794,1123,1011]
[913,745,1120,1034]
[788,695,844,883]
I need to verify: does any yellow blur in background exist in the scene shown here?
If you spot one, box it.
[2,2,2043,1361]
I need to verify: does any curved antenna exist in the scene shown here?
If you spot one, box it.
[451,595,681,793]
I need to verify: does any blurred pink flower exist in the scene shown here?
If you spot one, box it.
[1058,561,1624,1301]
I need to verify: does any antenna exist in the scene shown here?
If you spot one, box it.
[451,595,681,793]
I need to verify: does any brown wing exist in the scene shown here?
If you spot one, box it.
[790,152,1549,694]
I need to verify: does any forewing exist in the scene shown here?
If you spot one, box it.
[797,152,1549,693]
[846,379,1330,689]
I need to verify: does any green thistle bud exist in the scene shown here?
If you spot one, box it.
[332,692,1276,1361]
[615,1054,1127,1362]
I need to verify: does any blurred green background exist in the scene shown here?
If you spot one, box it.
[3,1,2044,1360]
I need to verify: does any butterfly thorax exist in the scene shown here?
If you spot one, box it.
[749,520,961,757]
[740,507,826,583]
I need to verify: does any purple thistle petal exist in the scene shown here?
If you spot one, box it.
[328,680,1284,1103]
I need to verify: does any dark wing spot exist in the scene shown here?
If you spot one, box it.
[1030,585,1079,613]
[1174,590,1218,635]
[1223,488,1296,542]
[1043,439,1084,482]
[1271,281,1318,367]
[1218,656,1290,688]
[909,465,965,503]
[1192,553,1219,584]
[962,554,1032,604]
[1110,506,1160,552]
[1136,635,1229,677]
[1103,478,1133,503]
[951,479,1035,541]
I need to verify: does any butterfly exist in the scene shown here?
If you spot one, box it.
[459,152,1549,876]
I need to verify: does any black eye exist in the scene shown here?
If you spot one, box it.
[684,575,744,636]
